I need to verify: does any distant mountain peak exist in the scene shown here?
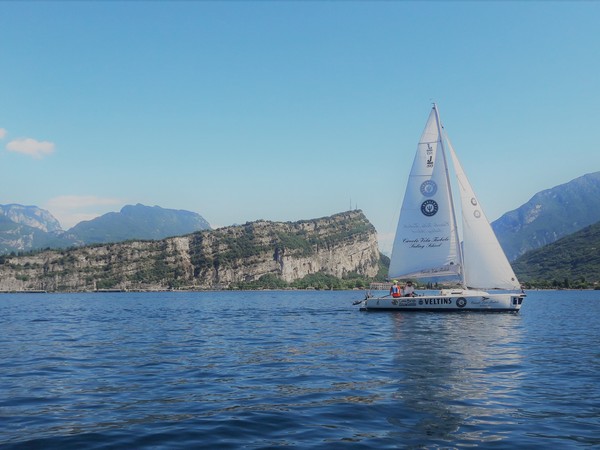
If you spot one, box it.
[0,204,62,232]
[492,171,600,261]
[67,204,211,244]
[0,202,211,254]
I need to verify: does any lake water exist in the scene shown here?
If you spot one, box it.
[1,290,599,449]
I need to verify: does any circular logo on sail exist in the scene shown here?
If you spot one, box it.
[471,197,478,206]
[473,210,481,219]
[421,200,438,216]
[420,180,438,197]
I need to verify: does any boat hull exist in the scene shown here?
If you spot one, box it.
[359,292,525,312]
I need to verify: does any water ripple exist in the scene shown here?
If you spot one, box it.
[1,290,599,449]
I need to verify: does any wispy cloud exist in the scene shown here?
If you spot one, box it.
[0,128,6,139]
[6,138,55,159]
[46,195,121,210]
[45,195,124,229]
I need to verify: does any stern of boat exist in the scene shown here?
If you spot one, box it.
[510,292,526,311]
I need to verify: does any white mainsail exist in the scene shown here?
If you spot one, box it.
[388,107,462,280]
[447,139,521,290]
[388,104,520,291]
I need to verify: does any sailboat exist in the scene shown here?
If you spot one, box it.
[359,104,525,312]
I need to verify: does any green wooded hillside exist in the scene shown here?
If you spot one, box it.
[512,221,600,288]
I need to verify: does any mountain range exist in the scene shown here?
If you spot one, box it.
[68,204,211,244]
[0,204,62,232]
[492,171,600,261]
[3,170,600,280]
[0,203,211,254]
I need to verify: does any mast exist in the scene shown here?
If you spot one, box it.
[432,103,465,287]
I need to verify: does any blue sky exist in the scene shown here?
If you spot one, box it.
[1,2,599,253]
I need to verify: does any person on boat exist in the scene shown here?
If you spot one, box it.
[403,281,415,297]
[390,280,401,298]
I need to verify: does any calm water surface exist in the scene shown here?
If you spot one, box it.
[1,290,599,449]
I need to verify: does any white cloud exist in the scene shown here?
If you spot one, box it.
[0,128,6,139]
[45,195,124,229]
[6,138,55,158]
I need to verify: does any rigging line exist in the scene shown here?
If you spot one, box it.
[433,104,465,288]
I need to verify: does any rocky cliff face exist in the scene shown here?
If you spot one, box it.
[0,211,379,292]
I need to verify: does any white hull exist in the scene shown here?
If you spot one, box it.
[359,290,525,312]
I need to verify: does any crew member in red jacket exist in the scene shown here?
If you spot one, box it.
[390,280,401,298]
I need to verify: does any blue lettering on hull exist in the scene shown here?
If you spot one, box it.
[419,298,454,305]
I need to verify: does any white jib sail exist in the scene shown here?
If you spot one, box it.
[446,138,521,290]
[388,107,462,280]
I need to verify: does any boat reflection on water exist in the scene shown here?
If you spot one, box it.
[386,311,525,446]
